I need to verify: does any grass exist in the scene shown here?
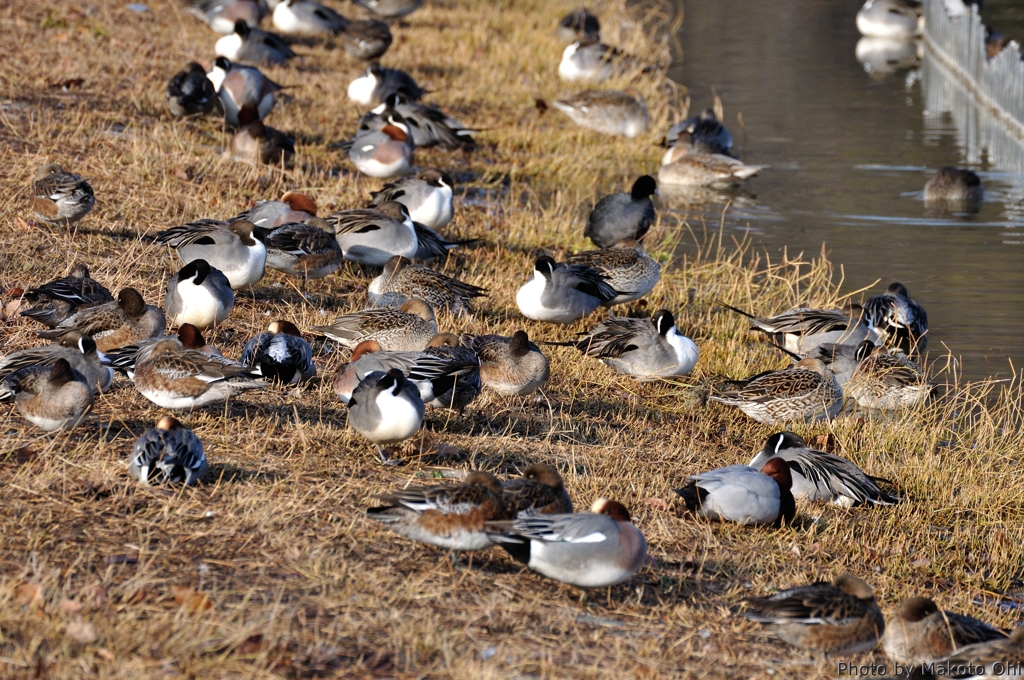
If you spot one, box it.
[1,0,1023,678]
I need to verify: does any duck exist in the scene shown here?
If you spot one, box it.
[933,625,1024,678]
[665,107,733,156]
[856,0,922,38]
[882,597,1008,669]
[272,0,348,35]
[154,219,267,289]
[676,458,795,526]
[419,334,481,411]
[216,19,297,66]
[134,338,265,410]
[347,63,424,106]
[233,191,318,228]
[20,263,113,327]
[128,415,208,486]
[469,331,550,396]
[710,358,844,425]
[366,94,477,150]
[659,146,766,187]
[347,108,414,178]
[864,282,928,353]
[367,256,486,315]
[748,432,898,508]
[341,19,392,60]
[565,238,660,305]
[347,369,425,464]
[558,40,637,82]
[501,464,574,517]
[485,498,648,588]
[207,57,283,128]
[31,164,95,225]
[226,119,295,166]
[366,471,508,547]
[516,256,621,324]
[558,309,698,380]
[412,223,476,262]
[310,299,437,351]
[557,7,600,44]
[584,175,657,248]
[369,169,454,228]
[845,343,933,411]
[4,359,94,432]
[263,217,343,286]
[325,201,418,266]
[38,288,166,352]
[188,0,264,34]
[0,332,112,400]
[551,89,649,138]
[164,259,235,331]
[103,324,219,381]
[741,575,886,657]
[924,166,984,209]
[166,62,218,117]
[719,301,876,354]
[241,320,315,385]
[352,0,423,20]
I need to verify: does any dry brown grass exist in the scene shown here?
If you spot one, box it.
[1,0,1023,678]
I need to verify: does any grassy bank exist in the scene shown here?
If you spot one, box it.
[1,0,1023,678]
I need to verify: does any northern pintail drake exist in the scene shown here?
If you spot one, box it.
[925,167,984,209]
[845,342,933,411]
[134,338,265,410]
[561,310,698,380]
[234,191,318,228]
[367,94,477,151]
[310,299,437,351]
[325,201,417,266]
[352,0,422,20]
[412,223,476,262]
[741,575,885,657]
[347,64,424,106]
[227,120,295,167]
[516,256,621,324]
[216,19,297,66]
[154,219,267,289]
[420,333,481,411]
[4,359,94,432]
[676,458,794,526]
[659,146,766,187]
[207,57,283,127]
[348,368,425,463]
[558,7,600,44]
[342,19,392,61]
[502,464,574,517]
[370,169,454,229]
[167,62,218,117]
[665,107,734,156]
[347,108,414,178]
[470,331,550,396]
[104,324,219,381]
[368,256,486,315]
[21,263,113,327]
[720,301,875,354]
[128,415,208,486]
[241,320,315,384]
[933,625,1024,678]
[486,498,648,588]
[272,0,347,35]
[882,597,1008,669]
[558,41,637,82]
[331,339,477,405]
[856,0,922,38]
[38,288,166,352]
[366,471,507,548]
[188,0,264,34]
[710,358,843,425]
[164,259,234,331]
[0,332,112,400]
[31,164,95,225]
[565,238,660,305]
[585,175,657,248]
[551,89,649,138]
[749,432,898,508]
[865,282,928,353]
[264,217,343,284]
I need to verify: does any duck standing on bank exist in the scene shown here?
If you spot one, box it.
[516,256,621,324]
[347,368,425,464]
[164,259,235,331]
[128,415,208,486]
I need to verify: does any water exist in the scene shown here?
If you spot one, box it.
[666,0,1024,381]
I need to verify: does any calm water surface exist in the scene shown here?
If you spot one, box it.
[668,0,1024,381]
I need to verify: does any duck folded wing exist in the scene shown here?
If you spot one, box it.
[559,264,621,301]
[154,220,230,247]
[374,484,500,515]
[744,583,870,625]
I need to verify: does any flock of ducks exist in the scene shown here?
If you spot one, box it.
[3,0,1021,674]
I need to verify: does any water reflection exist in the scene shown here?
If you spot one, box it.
[855,38,922,75]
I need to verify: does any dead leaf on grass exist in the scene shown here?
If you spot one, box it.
[58,599,83,615]
[66,619,97,644]
[235,634,263,655]
[642,497,669,512]
[171,585,213,613]
[14,581,43,608]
